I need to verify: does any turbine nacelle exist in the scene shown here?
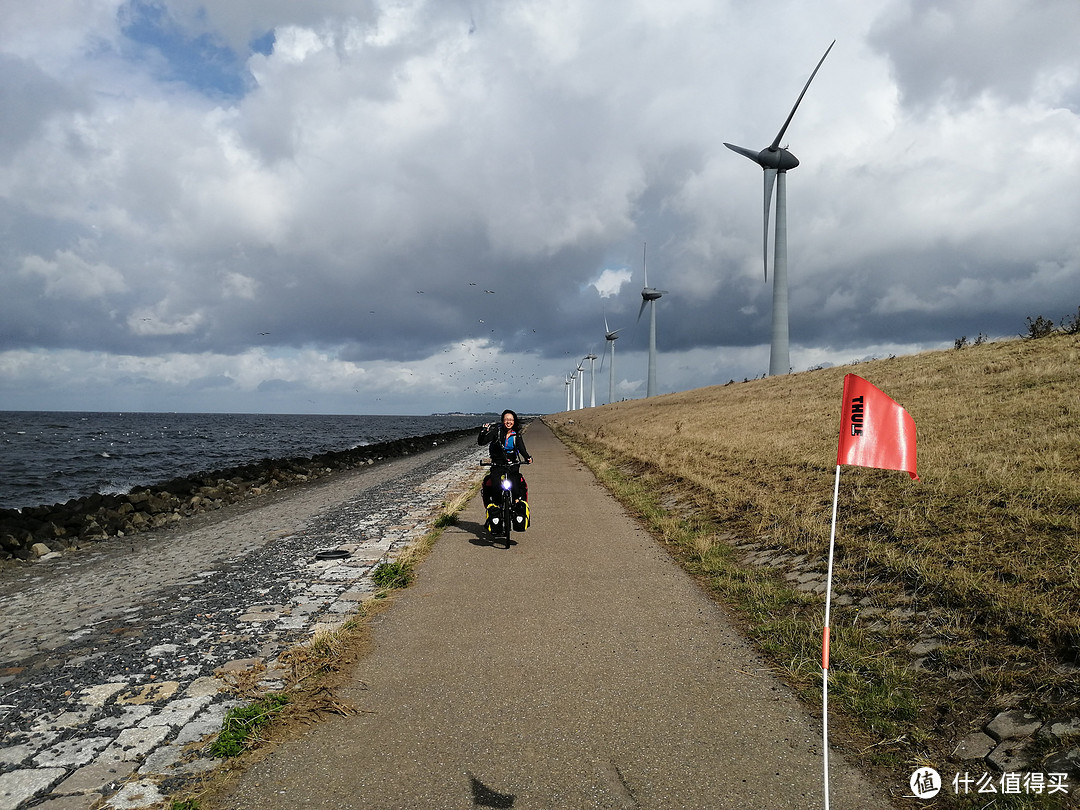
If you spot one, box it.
[638,240,667,318]
[724,143,800,173]
[637,291,666,321]
[603,313,621,342]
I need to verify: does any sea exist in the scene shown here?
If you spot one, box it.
[0,411,494,511]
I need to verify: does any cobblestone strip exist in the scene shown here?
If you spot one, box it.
[732,538,1080,784]
[0,441,482,810]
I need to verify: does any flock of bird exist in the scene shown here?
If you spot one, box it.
[417,281,545,402]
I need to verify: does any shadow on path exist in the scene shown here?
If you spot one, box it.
[468,773,516,808]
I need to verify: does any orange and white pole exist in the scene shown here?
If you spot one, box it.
[822,464,842,810]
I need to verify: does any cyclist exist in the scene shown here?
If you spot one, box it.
[478,409,532,509]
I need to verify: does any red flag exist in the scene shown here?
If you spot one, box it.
[836,374,918,480]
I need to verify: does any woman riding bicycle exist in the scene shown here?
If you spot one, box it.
[478,409,532,508]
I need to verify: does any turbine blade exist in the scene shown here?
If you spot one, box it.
[770,40,835,150]
[724,142,762,164]
[642,242,648,288]
[637,297,647,322]
[763,168,777,281]
[604,312,610,333]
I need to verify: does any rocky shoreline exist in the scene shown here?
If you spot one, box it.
[0,428,477,562]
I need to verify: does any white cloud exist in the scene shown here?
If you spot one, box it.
[223,272,258,300]
[591,268,632,299]
[20,251,127,299]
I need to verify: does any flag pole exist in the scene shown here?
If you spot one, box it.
[822,463,842,810]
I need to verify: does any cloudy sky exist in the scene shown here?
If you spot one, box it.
[1,0,1077,415]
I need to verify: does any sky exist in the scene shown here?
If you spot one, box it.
[1,0,1078,416]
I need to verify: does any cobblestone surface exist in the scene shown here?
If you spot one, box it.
[735,538,1080,785]
[0,437,482,810]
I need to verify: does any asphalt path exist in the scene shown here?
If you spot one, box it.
[213,420,896,810]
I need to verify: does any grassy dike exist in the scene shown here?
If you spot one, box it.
[546,334,1080,807]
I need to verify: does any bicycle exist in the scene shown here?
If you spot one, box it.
[479,458,530,542]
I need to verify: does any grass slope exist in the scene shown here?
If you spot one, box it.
[547,334,1080,807]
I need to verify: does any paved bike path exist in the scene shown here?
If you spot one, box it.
[214,421,895,809]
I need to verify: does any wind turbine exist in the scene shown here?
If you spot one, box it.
[600,313,621,404]
[576,361,586,410]
[637,242,667,397]
[724,40,834,377]
[564,375,572,411]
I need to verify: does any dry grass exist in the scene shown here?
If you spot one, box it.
[547,334,1080,798]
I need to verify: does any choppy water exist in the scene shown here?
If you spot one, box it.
[0,411,490,510]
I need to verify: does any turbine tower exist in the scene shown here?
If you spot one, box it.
[724,40,834,377]
[637,242,668,397]
[584,353,598,407]
[602,314,621,404]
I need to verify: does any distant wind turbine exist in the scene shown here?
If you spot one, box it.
[637,242,668,397]
[725,40,834,377]
[600,313,621,404]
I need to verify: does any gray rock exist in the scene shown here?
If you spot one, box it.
[986,709,1042,741]
[0,768,68,810]
[104,777,164,809]
[987,740,1031,772]
[54,758,137,796]
[952,731,995,760]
